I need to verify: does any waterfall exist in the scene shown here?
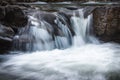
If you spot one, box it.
[0,7,120,80]
[28,11,72,50]
[71,9,91,46]
[12,8,96,51]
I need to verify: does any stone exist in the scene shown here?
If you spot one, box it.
[1,5,28,28]
[0,5,28,28]
[0,24,14,54]
[83,6,96,18]
[0,1,28,54]
[93,6,120,43]
[0,6,5,20]
[0,1,9,6]
[0,24,15,37]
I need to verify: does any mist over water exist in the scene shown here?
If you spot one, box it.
[0,43,120,80]
[0,8,120,80]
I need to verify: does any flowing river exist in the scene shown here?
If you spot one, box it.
[0,2,120,80]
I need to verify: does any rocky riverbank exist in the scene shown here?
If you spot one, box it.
[0,1,28,53]
[0,0,120,3]
[93,6,120,43]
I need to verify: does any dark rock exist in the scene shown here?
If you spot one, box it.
[65,7,79,10]
[0,6,5,20]
[0,0,38,3]
[0,1,30,54]
[15,0,38,2]
[106,71,120,80]
[0,37,12,54]
[93,6,120,43]
[2,5,28,27]
[0,24,15,37]
[0,1,9,6]
[0,24,14,54]
[0,0,120,3]
[0,5,28,28]
[83,6,96,18]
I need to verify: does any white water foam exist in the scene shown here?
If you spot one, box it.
[1,43,120,80]
[0,8,120,80]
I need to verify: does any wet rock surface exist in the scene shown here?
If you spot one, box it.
[93,6,120,43]
[0,0,120,3]
[34,0,120,2]
[0,24,14,54]
[0,6,27,28]
[0,1,28,54]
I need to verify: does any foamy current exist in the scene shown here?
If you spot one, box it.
[0,43,120,80]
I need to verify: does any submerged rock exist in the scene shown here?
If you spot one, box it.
[31,11,75,36]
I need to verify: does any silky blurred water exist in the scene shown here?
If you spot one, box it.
[0,2,120,80]
[0,43,120,80]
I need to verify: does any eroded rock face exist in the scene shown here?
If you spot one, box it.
[0,1,28,53]
[93,6,120,43]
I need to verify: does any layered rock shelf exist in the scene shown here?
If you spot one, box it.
[0,1,28,53]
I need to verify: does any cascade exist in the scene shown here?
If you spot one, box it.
[13,8,95,51]
[71,9,92,46]
[0,7,120,80]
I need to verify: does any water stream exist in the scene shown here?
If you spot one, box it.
[0,4,120,80]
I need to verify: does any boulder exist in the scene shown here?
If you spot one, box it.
[0,1,9,6]
[0,25,15,37]
[0,6,5,20]
[0,24,14,54]
[93,6,120,43]
[0,4,28,54]
[1,5,28,28]
[83,6,96,18]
